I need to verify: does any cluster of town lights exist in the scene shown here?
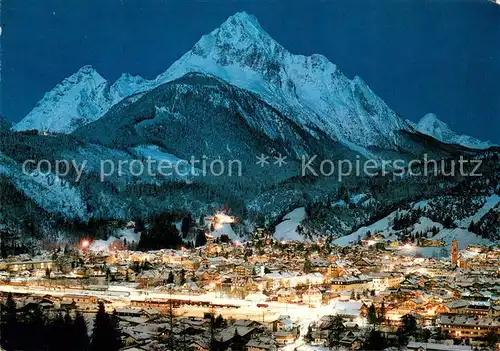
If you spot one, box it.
[212,213,235,230]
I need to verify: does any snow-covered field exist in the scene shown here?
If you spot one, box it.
[411,217,443,235]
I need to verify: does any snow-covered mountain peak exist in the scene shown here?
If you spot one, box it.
[13,65,111,133]
[16,12,412,149]
[56,65,107,91]
[215,11,278,51]
[72,64,101,77]
[206,11,272,49]
[111,72,147,97]
[219,11,267,38]
[415,113,495,150]
[45,65,106,100]
[417,113,445,132]
[159,12,411,149]
[188,11,284,68]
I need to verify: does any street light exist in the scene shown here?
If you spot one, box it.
[81,239,90,250]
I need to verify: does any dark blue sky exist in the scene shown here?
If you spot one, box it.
[2,0,499,143]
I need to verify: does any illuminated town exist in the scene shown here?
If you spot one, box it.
[0,215,499,350]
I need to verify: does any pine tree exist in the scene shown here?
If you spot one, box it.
[327,315,345,350]
[367,304,378,326]
[443,215,454,229]
[304,324,313,344]
[230,328,244,351]
[165,298,175,350]
[363,329,387,350]
[47,313,67,351]
[195,230,207,247]
[91,302,121,351]
[179,269,186,286]
[167,271,175,285]
[396,314,418,346]
[214,314,224,328]
[24,304,47,350]
[74,311,90,351]
[181,214,194,237]
[485,330,498,348]
[304,258,312,273]
[109,310,121,350]
[209,315,219,351]
[378,301,386,324]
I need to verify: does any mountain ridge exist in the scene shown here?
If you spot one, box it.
[15,11,412,153]
[411,113,495,150]
[13,12,493,151]
[157,11,413,150]
[12,65,147,134]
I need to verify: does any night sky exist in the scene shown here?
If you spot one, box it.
[2,0,499,143]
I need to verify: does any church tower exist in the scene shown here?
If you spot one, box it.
[451,239,458,266]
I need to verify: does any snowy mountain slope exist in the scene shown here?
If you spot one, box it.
[332,209,404,246]
[331,209,492,257]
[0,158,87,219]
[412,113,495,150]
[132,144,201,179]
[5,11,498,243]
[331,189,498,255]
[273,207,307,242]
[210,224,239,240]
[13,66,150,133]
[75,72,362,184]
[157,12,412,150]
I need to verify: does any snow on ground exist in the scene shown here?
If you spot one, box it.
[350,193,368,204]
[331,231,361,247]
[332,200,346,207]
[273,207,306,241]
[333,205,492,258]
[332,209,403,246]
[90,228,140,251]
[412,200,431,210]
[132,144,200,177]
[175,220,183,232]
[116,228,140,243]
[211,223,238,240]
[411,217,443,235]
[330,301,363,315]
[455,194,499,228]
